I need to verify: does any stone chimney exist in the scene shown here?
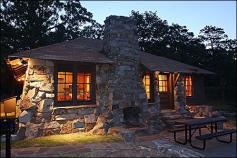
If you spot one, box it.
[102,16,148,125]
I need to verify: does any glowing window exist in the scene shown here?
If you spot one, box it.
[159,75,168,92]
[77,73,91,101]
[185,76,192,96]
[57,72,73,101]
[143,74,151,99]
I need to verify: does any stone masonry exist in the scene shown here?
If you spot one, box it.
[102,16,149,126]
[17,59,97,139]
[16,15,170,139]
[174,74,187,114]
[101,16,162,132]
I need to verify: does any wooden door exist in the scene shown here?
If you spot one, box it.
[159,74,174,109]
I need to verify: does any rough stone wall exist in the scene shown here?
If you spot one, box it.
[17,59,55,139]
[17,59,97,139]
[95,64,113,114]
[146,72,164,133]
[102,16,159,129]
[174,74,187,114]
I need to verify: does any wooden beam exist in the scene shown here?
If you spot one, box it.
[174,73,180,87]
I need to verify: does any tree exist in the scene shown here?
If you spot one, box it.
[0,0,93,57]
[131,10,169,53]
[79,21,104,39]
[198,25,228,51]
[131,11,207,66]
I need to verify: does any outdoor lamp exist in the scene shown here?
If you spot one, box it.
[2,96,17,118]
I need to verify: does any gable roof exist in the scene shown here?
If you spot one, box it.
[8,37,214,74]
[9,38,113,64]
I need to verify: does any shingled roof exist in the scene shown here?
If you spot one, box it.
[9,38,113,64]
[8,37,214,74]
[140,52,214,74]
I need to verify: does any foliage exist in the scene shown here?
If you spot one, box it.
[198,25,228,51]
[80,21,104,39]
[0,0,93,57]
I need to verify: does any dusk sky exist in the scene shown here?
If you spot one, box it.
[81,1,236,39]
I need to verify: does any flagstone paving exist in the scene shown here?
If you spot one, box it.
[1,129,236,157]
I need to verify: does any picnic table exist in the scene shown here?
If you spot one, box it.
[171,116,236,150]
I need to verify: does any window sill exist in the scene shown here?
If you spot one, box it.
[53,104,97,110]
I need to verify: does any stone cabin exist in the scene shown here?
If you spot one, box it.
[7,16,213,138]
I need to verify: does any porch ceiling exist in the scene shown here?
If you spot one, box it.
[140,52,214,74]
[5,58,27,80]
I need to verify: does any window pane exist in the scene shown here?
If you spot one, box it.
[58,84,64,93]
[77,73,84,83]
[58,72,65,83]
[158,75,168,92]
[66,72,72,83]
[57,71,72,101]
[84,84,90,93]
[77,73,92,101]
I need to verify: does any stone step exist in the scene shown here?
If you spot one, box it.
[160,110,179,116]
[161,114,182,120]
[126,127,149,136]
[161,109,177,113]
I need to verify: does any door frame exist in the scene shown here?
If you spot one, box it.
[158,73,174,109]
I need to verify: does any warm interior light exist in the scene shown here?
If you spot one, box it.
[17,75,25,82]
[143,74,150,99]
[158,74,168,92]
[185,76,192,96]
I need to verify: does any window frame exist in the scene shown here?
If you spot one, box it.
[54,62,96,106]
[185,75,193,97]
[142,73,154,103]
[158,74,169,93]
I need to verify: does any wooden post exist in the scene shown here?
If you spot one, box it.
[6,129,11,158]
[0,134,2,157]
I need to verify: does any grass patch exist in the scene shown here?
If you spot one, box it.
[1,133,122,149]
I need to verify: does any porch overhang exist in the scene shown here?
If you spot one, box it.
[140,52,215,75]
[5,58,28,81]
[7,38,114,81]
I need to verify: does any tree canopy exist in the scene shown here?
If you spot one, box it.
[1,0,93,57]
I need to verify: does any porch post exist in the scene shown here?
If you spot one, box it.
[153,71,160,113]
[174,73,187,114]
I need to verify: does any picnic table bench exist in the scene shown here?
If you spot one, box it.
[170,116,236,150]
[195,129,236,149]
